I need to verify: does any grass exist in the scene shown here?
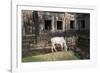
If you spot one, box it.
[22,51,79,62]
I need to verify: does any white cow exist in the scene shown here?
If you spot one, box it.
[51,37,67,52]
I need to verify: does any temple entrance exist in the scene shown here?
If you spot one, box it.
[44,20,52,30]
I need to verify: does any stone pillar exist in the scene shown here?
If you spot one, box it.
[65,13,69,31]
[51,16,55,33]
[74,14,78,30]
[63,16,65,32]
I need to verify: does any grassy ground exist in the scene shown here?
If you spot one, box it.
[22,51,79,62]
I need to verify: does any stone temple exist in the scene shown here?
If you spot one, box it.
[22,10,90,49]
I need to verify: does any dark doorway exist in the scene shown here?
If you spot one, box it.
[81,20,85,29]
[44,20,52,30]
[57,21,63,30]
[70,20,75,29]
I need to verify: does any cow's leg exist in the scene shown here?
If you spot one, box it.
[53,44,57,52]
[51,47,54,53]
[60,43,64,51]
[51,44,54,53]
[51,43,57,53]
[54,48,57,52]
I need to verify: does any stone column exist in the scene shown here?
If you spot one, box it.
[74,14,78,30]
[63,16,65,32]
[51,16,55,32]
